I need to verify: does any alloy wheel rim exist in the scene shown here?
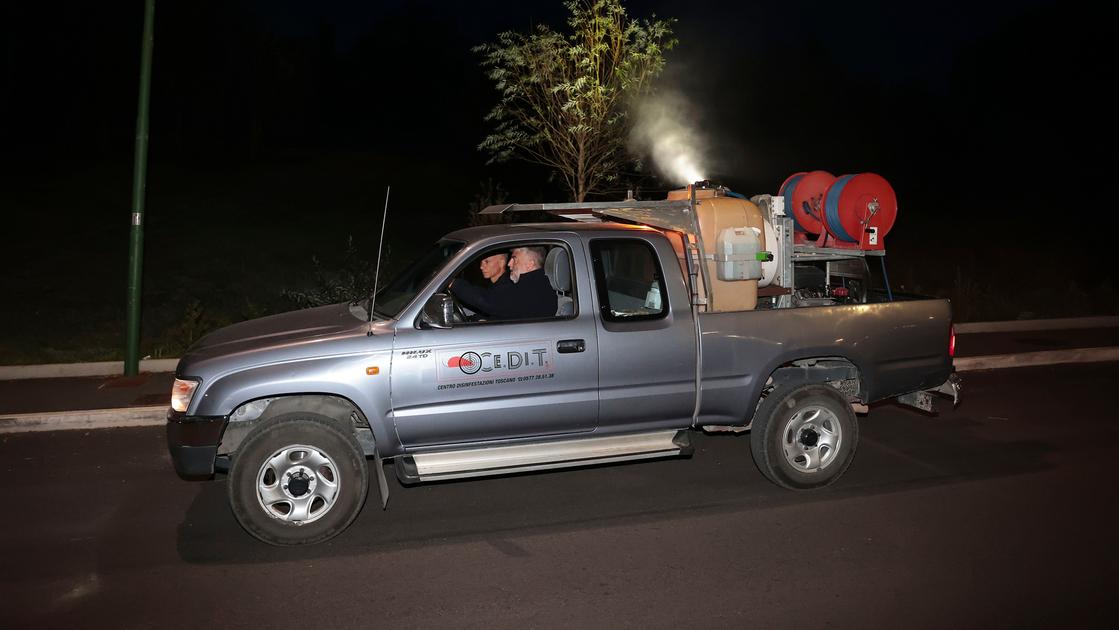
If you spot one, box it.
[255,444,341,525]
[780,405,842,473]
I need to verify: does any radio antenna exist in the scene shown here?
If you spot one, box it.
[367,185,391,324]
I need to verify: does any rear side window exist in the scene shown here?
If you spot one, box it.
[590,239,668,322]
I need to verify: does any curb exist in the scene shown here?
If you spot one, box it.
[4,347,1119,435]
[951,346,1119,372]
[0,405,167,434]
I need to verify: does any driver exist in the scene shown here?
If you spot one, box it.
[450,246,556,319]
[447,252,509,319]
[479,252,511,288]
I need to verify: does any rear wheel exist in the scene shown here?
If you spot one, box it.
[750,384,858,490]
[228,413,368,546]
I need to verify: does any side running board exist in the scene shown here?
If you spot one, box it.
[395,430,692,484]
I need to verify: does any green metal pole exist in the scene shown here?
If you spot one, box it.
[125,0,155,376]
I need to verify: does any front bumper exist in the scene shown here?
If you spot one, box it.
[166,409,228,478]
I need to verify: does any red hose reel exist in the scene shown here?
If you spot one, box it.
[779,171,897,251]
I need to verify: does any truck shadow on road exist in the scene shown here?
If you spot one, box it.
[173,405,1055,565]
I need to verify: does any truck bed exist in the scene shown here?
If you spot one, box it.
[696,297,953,425]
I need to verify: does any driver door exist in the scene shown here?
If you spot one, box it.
[389,239,599,447]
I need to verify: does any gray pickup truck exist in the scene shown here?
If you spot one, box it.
[167,188,958,546]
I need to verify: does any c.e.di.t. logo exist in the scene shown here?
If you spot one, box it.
[438,341,552,381]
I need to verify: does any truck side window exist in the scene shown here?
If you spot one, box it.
[450,242,576,322]
[590,239,668,322]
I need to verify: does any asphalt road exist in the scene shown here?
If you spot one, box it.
[2,364,1117,629]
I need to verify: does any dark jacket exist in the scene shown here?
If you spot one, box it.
[451,268,556,320]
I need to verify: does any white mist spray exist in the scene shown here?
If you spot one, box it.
[630,90,710,185]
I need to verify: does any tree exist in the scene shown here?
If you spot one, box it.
[476,0,676,201]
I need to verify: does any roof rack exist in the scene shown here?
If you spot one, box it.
[483,195,714,305]
[480,200,699,233]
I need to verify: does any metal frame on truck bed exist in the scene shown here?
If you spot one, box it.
[482,184,886,311]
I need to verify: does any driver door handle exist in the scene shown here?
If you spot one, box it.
[557,339,585,353]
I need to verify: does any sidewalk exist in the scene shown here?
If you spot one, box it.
[954,326,1119,357]
[0,372,176,415]
[0,371,176,433]
[2,319,1118,432]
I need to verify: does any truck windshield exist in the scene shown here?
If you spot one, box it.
[370,240,464,320]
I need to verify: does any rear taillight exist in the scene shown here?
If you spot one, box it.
[949,324,956,358]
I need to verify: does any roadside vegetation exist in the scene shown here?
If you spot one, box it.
[1,0,1112,366]
[476,0,677,202]
[2,156,1114,366]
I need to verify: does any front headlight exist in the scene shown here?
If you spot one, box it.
[170,378,200,413]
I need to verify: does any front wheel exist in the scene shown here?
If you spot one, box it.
[750,384,858,490]
[228,413,369,546]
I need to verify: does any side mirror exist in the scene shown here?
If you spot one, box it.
[421,293,454,329]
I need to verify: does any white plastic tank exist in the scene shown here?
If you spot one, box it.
[666,186,766,311]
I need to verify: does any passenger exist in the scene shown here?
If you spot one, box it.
[450,246,556,320]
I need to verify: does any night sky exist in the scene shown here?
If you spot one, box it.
[4,1,1106,190]
[0,0,1112,356]
[4,0,1108,211]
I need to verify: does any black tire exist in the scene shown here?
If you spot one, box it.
[228,413,368,546]
[750,384,858,490]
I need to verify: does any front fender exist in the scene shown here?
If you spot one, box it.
[189,351,398,454]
